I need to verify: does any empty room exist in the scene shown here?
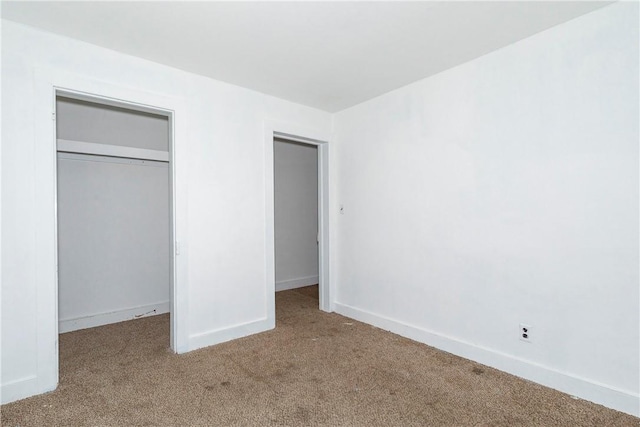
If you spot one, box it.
[1,1,638,425]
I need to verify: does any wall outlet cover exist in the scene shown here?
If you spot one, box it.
[519,323,532,343]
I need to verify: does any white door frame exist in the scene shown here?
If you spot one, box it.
[34,67,189,397]
[264,122,332,326]
[54,88,176,330]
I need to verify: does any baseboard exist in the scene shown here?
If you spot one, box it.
[188,317,274,352]
[1,375,42,405]
[275,275,319,292]
[59,301,170,333]
[334,302,639,417]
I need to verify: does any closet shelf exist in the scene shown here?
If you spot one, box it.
[57,139,169,162]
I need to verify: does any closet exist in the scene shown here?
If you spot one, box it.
[56,96,171,333]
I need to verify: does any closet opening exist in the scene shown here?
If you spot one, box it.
[55,93,174,352]
[274,138,320,314]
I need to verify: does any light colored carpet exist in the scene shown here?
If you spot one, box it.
[1,286,637,426]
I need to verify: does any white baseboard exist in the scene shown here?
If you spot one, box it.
[334,302,639,417]
[1,375,40,405]
[59,301,170,333]
[276,275,319,292]
[188,317,273,352]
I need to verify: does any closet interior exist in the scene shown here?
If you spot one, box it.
[56,96,171,334]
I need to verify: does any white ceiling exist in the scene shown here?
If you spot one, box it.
[2,1,611,112]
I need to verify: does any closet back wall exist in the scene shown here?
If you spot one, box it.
[56,98,170,333]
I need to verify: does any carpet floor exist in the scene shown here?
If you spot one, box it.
[1,286,637,426]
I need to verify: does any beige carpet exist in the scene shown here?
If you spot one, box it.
[1,286,637,426]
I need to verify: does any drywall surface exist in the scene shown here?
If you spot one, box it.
[1,19,332,403]
[57,154,170,332]
[274,140,318,291]
[56,97,169,151]
[332,2,638,416]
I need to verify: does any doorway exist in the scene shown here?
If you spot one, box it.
[55,93,174,339]
[274,138,319,298]
[265,127,331,326]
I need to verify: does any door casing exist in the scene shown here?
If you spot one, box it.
[264,122,332,328]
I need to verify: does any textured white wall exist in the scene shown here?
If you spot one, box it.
[1,20,332,403]
[332,3,638,416]
[274,140,318,290]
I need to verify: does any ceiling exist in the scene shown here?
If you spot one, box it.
[1,1,611,112]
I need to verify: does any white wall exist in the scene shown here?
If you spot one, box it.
[56,97,169,151]
[57,154,170,332]
[1,19,332,403]
[332,2,638,417]
[274,139,318,291]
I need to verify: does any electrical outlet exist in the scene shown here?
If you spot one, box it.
[519,323,532,343]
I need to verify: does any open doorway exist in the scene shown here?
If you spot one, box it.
[265,126,330,329]
[55,93,173,345]
[274,138,320,309]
